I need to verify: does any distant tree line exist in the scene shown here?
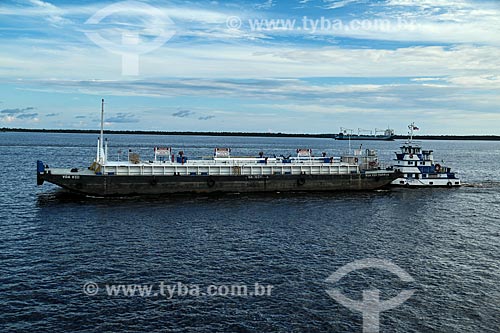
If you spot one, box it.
[1,127,499,140]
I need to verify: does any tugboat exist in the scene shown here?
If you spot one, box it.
[36,100,400,197]
[391,123,461,187]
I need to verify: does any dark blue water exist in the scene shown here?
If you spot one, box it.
[1,132,499,332]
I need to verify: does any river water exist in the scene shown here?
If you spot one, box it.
[0,132,498,332]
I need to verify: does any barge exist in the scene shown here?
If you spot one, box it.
[37,100,400,197]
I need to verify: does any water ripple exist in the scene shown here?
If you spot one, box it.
[0,133,499,332]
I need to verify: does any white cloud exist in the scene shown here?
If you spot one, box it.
[323,0,361,10]
[411,77,443,82]
[385,0,469,8]
[445,75,500,88]
[255,0,276,10]
[1,42,499,80]
[371,0,500,44]
[0,2,240,25]
[1,116,16,123]
[27,0,72,26]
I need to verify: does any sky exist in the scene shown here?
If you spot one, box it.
[0,0,499,134]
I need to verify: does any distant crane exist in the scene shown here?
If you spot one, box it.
[340,127,354,134]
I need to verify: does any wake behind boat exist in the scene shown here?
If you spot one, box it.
[36,100,399,197]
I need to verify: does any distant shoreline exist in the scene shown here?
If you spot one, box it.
[2,127,500,141]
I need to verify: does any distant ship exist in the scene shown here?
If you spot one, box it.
[334,127,395,141]
[390,123,461,187]
[36,100,400,197]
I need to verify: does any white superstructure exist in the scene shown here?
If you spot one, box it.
[95,147,369,177]
[84,101,385,178]
[391,123,461,187]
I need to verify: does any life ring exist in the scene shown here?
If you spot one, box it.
[297,177,306,186]
[435,164,441,172]
[207,178,216,188]
[354,157,359,163]
[447,182,452,187]
[410,154,413,158]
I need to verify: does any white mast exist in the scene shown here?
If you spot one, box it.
[104,138,108,163]
[408,122,415,143]
[341,127,354,155]
[100,99,105,163]
[96,137,100,162]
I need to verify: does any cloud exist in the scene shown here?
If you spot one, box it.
[16,113,39,119]
[255,0,275,10]
[1,107,35,115]
[385,0,468,8]
[13,72,500,111]
[28,0,72,26]
[75,115,86,119]
[7,76,500,125]
[2,116,16,123]
[2,42,499,80]
[198,115,215,120]
[0,106,39,122]
[1,1,496,83]
[410,77,444,82]
[323,0,361,10]
[172,109,195,118]
[45,113,59,117]
[106,113,139,123]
